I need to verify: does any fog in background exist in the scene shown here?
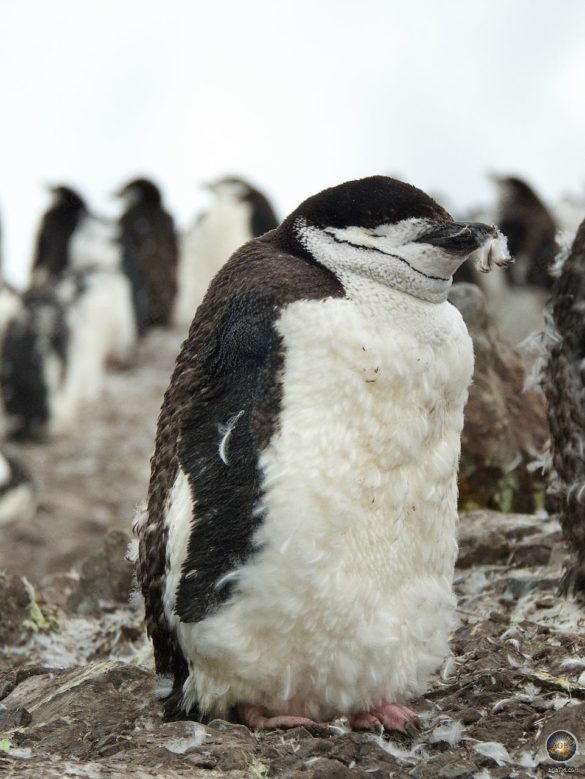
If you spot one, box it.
[1,0,584,287]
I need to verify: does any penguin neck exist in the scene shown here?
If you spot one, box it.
[296,222,454,304]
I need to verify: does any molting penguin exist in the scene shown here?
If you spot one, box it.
[175,177,279,326]
[117,178,178,334]
[543,216,585,596]
[137,176,510,732]
[31,186,87,285]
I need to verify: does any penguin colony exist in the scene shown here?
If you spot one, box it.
[0,175,277,524]
[137,176,511,731]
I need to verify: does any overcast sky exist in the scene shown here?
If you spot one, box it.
[1,0,585,286]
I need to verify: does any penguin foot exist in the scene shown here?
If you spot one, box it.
[350,703,419,736]
[238,704,328,733]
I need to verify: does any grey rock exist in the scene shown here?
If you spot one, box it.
[66,528,133,614]
[0,705,31,729]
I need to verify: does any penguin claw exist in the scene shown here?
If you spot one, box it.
[350,703,419,736]
[238,704,328,733]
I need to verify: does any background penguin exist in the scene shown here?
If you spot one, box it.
[117,178,178,334]
[454,175,558,346]
[543,216,585,596]
[493,175,557,290]
[0,285,67,439]
[137,175,510,731]
[31,186,88,285]
[175,176,279,327]
[1,255,136,439]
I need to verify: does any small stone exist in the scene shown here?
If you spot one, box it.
[0,706,32,729]
[216,746,252,771]
[310,757,370,779]
[459,708,482,724]
[66,529,133,614]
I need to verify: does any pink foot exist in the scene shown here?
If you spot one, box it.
[238,703,328,732]
[350,703,419,736]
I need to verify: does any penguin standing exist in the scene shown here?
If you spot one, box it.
[175,177,279,326]
[30,186,87,285]
[543,216,585,595]
[455,175,558,346]
[2,233,136,439]
[493,176,557,290]
[117,178,178,334]
[137,176,510,731]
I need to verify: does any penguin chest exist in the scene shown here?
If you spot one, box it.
[254,292,474,582]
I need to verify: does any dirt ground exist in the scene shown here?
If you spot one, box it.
[1,328,584,778]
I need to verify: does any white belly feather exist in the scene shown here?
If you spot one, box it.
[171,282,474,718]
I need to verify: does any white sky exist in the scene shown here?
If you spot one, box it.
[1,0,585,287]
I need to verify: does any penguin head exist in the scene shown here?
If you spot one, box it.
[116,178,162,208]
[207,176,250,201]
[493,175,540,207]
[48,185,86,213]
[279,176,511,302]
[207,176,279,237]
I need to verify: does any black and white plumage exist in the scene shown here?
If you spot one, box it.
[1,285,68,439]
[137,176,510,730]
[31,186,88,285]
[175,177,279,326]
[117,178,178,334]
[543,217,585,596]
[1,263,136,439]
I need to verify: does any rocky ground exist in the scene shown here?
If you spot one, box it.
[1,323,584,778]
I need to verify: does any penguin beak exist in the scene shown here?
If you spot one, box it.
[415,222,499,254]
[416,221,513,273]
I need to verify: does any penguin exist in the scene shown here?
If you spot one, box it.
[175,177,279,327]
[136,175,511,732]
[31,186,88,285]
[117,178,178,334]
[453,176,557,346]
[542,216,585,596]
[0,450,36,525]
[493,175,557,290]
[1,262,136,439]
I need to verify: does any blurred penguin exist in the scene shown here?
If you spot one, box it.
[2,249,136,440]
[454,176,559,346]
[117,178,178,334]
[494,176,557,291]
[0,450,36,525]
[175,176,279,326]
[31,186,88,285]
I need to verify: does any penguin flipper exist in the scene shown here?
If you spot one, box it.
[174,292,282,624]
